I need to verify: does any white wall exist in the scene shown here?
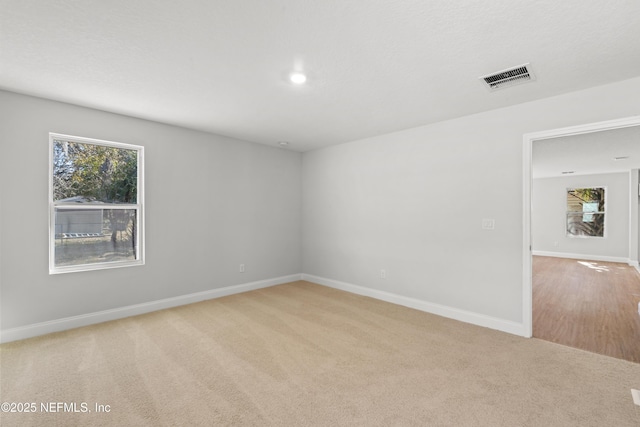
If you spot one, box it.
[302,76,640,331]
[0,90,302,332]
[532,173,629,260]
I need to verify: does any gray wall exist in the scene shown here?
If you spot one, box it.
[532,173,629,259]
[0,90,302,330]
[2,75,640,335]
[302,76,640,325]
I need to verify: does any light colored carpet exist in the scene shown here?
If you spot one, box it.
[1,281,639,426]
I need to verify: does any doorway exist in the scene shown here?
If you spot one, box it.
[522,116,640,361]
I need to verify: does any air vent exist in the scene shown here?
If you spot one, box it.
[480,63,535,91]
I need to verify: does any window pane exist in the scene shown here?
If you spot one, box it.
[54,208,138,267]
[566,188,604,213]
[567,213,605,237]
[53,140,138,203]
[566,187,605,237]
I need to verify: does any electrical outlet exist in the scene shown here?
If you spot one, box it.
[239,264,245,273]
[380,269,386,279]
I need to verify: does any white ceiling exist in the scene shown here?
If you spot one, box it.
[533,125,640,179]
[2,0,640,152]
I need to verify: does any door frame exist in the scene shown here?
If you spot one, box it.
[522,115,640,337]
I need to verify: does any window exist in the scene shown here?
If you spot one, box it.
[566,187,605,238]
[49,133,144,274]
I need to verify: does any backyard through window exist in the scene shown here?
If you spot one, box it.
[566,187,605,238]
[50,134,144,273]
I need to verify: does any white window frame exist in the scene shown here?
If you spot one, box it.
[49,133,145,274]
[565,186,606,239]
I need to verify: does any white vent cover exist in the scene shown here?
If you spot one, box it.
[480,63,535,91]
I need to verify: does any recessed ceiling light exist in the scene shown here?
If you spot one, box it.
[289,72,307,84]
[278,141,289,147]
[561,171,575,174]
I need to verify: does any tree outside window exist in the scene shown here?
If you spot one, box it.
[566,187,605,238]
[49,134,144,274]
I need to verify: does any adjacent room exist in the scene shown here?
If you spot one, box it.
[1,1,639,426]
[531,127,640,363]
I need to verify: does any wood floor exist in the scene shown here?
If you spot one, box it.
[533,256,640,363]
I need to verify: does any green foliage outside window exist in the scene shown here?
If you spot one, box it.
[53,140,137,203]
[566,187,605,237]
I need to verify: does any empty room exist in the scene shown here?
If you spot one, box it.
[1,1,639,426]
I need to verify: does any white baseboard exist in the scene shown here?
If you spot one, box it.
[532,251,629,264]
[0,274,302,344]
[301,274,526,337]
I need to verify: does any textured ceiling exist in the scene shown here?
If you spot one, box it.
[533,125,640,179]
[2,0,640,151]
